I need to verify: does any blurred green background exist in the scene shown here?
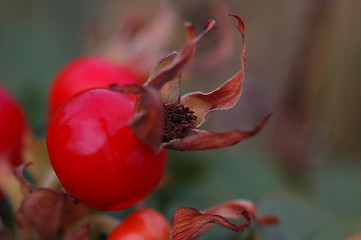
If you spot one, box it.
[1,0,360,239]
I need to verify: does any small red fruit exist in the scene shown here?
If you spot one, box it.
[108,208,170,240]
[47,56,142,120]
[46,88,167,211]
[0,85,27,167]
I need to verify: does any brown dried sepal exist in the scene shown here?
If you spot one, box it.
[15,188,89,240]
[204,199,279,226]
[145,19,217,90]
[170,206,251,240]
[163,114,271,151]
[110,83,164,152]
[14,163,89,240]
[181,14,246,127]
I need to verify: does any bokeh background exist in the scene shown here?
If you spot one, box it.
[1,0,361,239]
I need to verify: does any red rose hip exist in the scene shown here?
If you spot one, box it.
[0,85,27,167]
[46,88,167,211]
[108,208,170,240]
[47,56,142,120]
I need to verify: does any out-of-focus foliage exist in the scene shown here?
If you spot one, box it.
[1,0,360,239]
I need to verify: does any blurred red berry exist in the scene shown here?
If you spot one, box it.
[47,56,142,120]
[108,208,170,240]
[0,85,27,167]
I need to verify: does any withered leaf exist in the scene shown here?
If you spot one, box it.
[181,14,246,127]
[15,188,88,240]
[170,206,251,240]
[164,114,271,151]
[110,84,164,152]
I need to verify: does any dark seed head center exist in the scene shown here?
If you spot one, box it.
[163,103,197,142]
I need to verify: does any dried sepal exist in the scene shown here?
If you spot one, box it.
[204,199,279,226]
[15,188,88,240]
[164,114,271,151]
[181,14,246,127]
[150,52,181,104]
[109,84,164,152]
[170,206,251,240]
[145,19,216,90]
[189,2,235,73]
[14,162,35,194]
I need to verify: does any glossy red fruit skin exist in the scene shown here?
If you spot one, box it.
[0,85,27,167]
[108,208,170,240]
[47,56,142,120]
[46,88,167,211]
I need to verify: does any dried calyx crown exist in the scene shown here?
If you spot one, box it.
[110,14,270,153]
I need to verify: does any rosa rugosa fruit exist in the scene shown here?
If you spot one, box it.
[47,56,142,120]
[0,85,27,167]
[46,88,167,211]
[108,208,170,240]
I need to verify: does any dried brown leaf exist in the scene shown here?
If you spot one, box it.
[15,188,88,240]
[146,19,216,90]
[181,14,246,126]
[109,84,164,152]
[170,206,251,240]
[164,114,271,151]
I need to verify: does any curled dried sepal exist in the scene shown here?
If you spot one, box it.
[15,188,88,240]
[170,206,251,240]
[145,19,216,90]
[110,84,164,152]
[205,199,279,226]
[181,14,246,127]
[14,163,88,240]
[189,2,235,73]
[150,52,181,104]
[14,162,35,193]
[164,114,271,151]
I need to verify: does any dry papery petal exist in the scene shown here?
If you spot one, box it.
[170,206,251,240]
[14,163,88,240]
[181,14,246,127]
